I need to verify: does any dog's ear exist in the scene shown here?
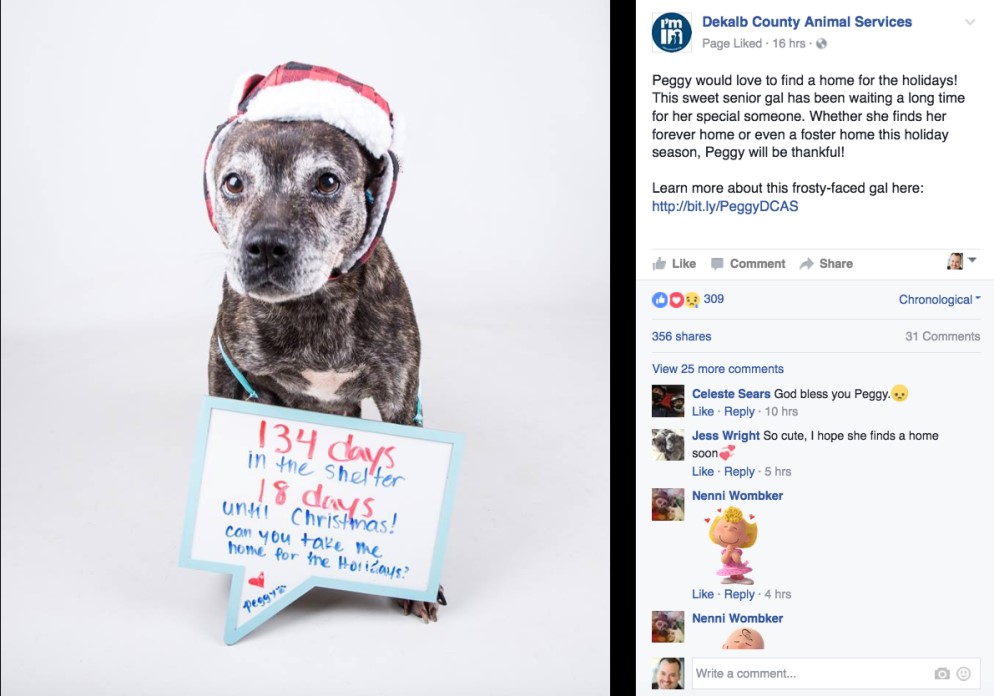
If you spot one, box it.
[339,151,399,273]
[229,73,266,114]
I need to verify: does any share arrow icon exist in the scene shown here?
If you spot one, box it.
[799,258,814,270]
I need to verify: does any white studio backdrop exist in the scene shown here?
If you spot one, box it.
[0,2,610,695]
[0,0,608,332]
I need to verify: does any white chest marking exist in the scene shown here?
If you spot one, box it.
[301,369,356,402]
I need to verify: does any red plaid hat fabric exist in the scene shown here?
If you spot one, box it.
[235,62,391,126]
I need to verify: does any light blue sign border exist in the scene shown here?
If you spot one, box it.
[179,396,464,645]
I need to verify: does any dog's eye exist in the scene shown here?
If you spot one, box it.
[223,174,244,195]
[316,173,340,195]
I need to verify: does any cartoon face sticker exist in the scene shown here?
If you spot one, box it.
[722,627,765,649]
[711,518,749,546]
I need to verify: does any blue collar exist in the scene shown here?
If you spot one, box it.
[216,336,258,400]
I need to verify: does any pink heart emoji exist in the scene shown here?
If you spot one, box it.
[704,518,711,523]
[749,514,755,520]
[719,451,730,461]
[248,572,265,588]
[727,445,736,451]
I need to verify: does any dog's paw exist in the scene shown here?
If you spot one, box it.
[396,586,446,623]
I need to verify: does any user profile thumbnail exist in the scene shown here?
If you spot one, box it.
[651,657,685,690]
[652,385,685,417]
[652,610,685,643]
[652,428,685,461]
[652,488,685,522]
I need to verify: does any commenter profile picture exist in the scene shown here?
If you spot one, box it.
[652,13,692,52]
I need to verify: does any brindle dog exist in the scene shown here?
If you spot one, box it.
[206,119,442,621]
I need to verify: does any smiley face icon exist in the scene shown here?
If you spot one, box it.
[686,292,701,308]
[891,384,908,402]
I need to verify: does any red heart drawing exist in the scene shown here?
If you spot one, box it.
[248,572,265,588]
[727,445,736,451]
[717,508,722,512]
[749,514,755,520]
[704,517,711,523]
[719,451,731,461]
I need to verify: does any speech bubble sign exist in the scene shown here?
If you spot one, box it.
[180,396,463,644]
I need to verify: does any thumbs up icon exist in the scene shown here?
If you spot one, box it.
[653,257,667,270]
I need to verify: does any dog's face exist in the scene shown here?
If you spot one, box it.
[211,120,379,302]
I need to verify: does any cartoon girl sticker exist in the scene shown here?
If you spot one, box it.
[708,506,757,585]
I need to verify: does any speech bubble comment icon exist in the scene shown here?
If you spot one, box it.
[180,397,463,644]
[711,257,724,270]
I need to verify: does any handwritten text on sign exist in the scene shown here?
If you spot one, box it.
[180,397,462,644]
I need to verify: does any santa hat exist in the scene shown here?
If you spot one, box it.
[203,61,399,279]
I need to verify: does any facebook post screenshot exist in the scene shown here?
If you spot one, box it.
[636,1,991,692]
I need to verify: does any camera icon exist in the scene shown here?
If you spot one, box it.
[934,667,950,680]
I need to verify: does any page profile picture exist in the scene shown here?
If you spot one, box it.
[652,13,692,53]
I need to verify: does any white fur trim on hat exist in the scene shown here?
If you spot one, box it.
[388,111,405,160]
[242,80,393,158]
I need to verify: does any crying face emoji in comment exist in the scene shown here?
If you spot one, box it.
[891,384,908,402]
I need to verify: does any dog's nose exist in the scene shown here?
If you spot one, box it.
[242,227,296,268]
